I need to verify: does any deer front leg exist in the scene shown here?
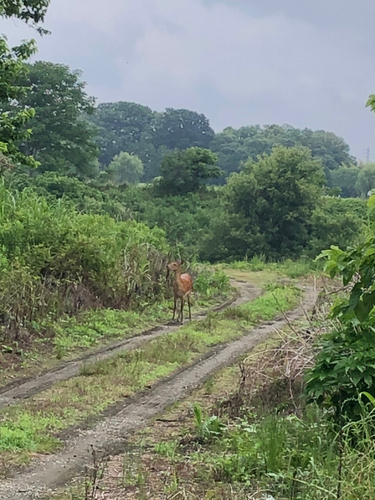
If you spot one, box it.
[180,297,184,324]
[187,294,191,321]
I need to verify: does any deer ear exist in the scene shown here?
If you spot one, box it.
[180,259,184,265]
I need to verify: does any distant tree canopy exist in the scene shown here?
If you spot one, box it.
[329,165,359,198]
[8,62,99,178]
[158,147,221,196]
[355,163,375,198]
[107,152,144,185]
[88,102,156,167]
[88,103,216,182]
[89,104,356,189]
[152,108,215,150]
[210,124,355,183]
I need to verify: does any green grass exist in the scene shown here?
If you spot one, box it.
[52,305,170,358]
[175,403,375,500]
[224,283,300,323]
[222,256,318,279]
[0,284,299,467]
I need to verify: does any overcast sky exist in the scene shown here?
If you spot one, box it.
[1,0,375,160]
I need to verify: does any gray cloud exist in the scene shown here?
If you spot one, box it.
[1,0,375,160]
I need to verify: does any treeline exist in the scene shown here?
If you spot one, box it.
[3,60,373,195]
[6,145,370,263]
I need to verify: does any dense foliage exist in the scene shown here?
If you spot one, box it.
[198,147,325,261]
[306,201,375,420]
[306,88,375,422]
[158,147,220,196]
[6,61,99,178]
[210,124,355,183]
[0,0,49,168]
[0,0,50,26]
[0,182,168,341]
[88,103,215,181]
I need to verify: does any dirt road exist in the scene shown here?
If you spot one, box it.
[0,281,318,500]
[0,281,258,411]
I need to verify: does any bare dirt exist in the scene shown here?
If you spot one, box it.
[0,280,319,500]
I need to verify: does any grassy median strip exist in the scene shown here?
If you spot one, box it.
[0,284,300,470]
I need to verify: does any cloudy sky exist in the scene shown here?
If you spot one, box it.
[1,0,375,160]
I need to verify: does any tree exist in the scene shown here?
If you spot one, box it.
[107,152,144,185]
[88,101,157,167]
[355,163,375,198]
[329,165,359,198]
[152,108,215,151]
[88,104,215,182]
[305,95,375,420]
[305,197,375,421]
[202,146,325,261]
[158,147,221,196]
[9,61,99,178]
[0,1,50,27]
[0,0,52,168]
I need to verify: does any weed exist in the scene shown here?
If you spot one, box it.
[230,255,267,272]
[192,266,231,300]
[154,440,179,459]
[193,403,226,442]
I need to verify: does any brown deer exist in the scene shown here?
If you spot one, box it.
[166,259,193,324]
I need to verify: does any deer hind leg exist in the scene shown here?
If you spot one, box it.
[179,296,184,324]
[172,295,177,321]
[187,294,192,321]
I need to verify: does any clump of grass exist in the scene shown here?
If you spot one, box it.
[228,255,267,272]
[277,258,315,278]
[191,266,231,302]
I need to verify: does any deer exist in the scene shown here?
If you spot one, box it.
[166,259,193,324]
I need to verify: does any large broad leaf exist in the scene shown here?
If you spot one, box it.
[354,295,375,323]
